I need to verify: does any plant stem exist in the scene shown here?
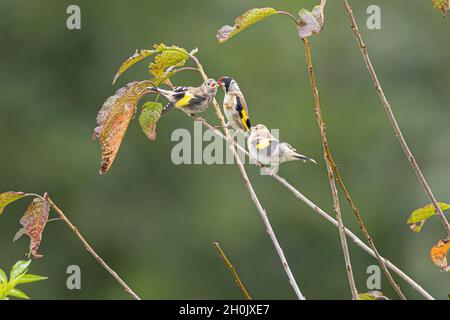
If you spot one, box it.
[330,158,406,299]
[47,197,141,300]
[188,118,434,300]
[213,242,252,300]
[189,54,306,300]
[302,37,358,299]
[342,0,450,236]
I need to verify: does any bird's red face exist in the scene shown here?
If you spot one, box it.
[217,76,232,92]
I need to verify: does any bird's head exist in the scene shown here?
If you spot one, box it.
[218,76,239,93]
[203,78,218,96]
[251,124,270,137]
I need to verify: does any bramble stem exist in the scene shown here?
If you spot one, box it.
[342,0,450,236]
[213,242,252,300]
[302,37,358,300]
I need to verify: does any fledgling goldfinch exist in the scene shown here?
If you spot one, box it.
[247,124,317,166]
[148,79,218,115]
[217,76,252,132]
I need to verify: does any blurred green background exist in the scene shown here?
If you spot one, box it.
[0,0,449,300]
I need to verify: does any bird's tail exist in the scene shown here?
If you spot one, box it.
[292,153,317,164]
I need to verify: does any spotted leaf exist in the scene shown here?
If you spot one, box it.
[430,237,450,272]
[0,192,25,215]
[139,102,163,141]
[407,202,450,233]
[93,81,154,174]
[297,0,327,39]
[217,8,277,43]
[13,194,50,259]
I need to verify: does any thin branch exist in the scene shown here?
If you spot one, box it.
[302,37,358,299]
[191,116,435,300]
[213,242,252,300]
[189,53,306,300]
[330,157,406,299]
[276,11,300,24]
[342,0,450,236]
[47,197,141,300]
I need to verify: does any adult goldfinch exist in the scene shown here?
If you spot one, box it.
[217,76,252,132]
[148,79,218,115]
[247,124,317,166]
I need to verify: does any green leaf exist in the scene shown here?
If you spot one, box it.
[14,274,48,285]
[0,268,7,285]
[432,0,449,15]
[9,260,31,282]
[7,288,30,300]
[93,81,155,174]
[217,7,277,43]
[407,202,450,223]
[357,291,389,300]
[112,48,159,84]
[0,191,25,215]
[139,102,163,141]
[149,44,190,80]
[14,194,51,259]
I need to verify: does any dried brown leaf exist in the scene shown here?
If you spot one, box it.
[13,194,50,259]
[430,237,450,272]
[93,81,154,174]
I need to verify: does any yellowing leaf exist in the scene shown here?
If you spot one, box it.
[407,202,450,233]
[139,102,163,141]
[112,49,159,84]
[149,44,190,79]
[13,195,50,259]
[0,192,25,215]
[430,237,450,272]
[217,8,277,43]
[93,81,154,174]
[298,0,327,39]
[357,291,389,300]
[432,0,449,15]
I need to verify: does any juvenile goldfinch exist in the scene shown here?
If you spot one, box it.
[248,124,317,166]
[217,76,252,132]
[148,79,218,115]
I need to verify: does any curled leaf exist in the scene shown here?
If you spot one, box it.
[13,195,50,259]
[298,0,327,39]
[407,202,450,233]
[430,237,450,272]
[432,0,449,15]
[0,192,25,215]
[93,81,154,174]
[139,102,163,141]
[112,49,159,84]
[149,44,190,80]
[357,291,389,300]
[216,7,277,43]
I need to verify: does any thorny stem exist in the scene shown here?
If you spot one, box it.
[302,38,358,300]
[213,242,252,300]
[342,0,450,236]
[189,53,306,300]
[189,118,435,300]
[43,196,141,300]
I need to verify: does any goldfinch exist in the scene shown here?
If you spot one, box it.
[148,79,218,115]
[217,76,252,132]
[248,124,317,166]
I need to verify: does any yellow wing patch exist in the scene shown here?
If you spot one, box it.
[241,108,250,131]
[175,93,194,108]
[255,138,271,150]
